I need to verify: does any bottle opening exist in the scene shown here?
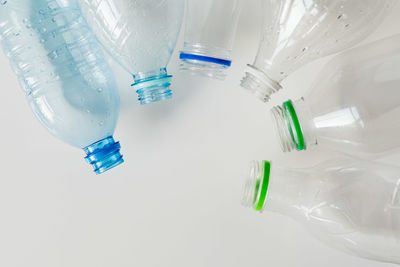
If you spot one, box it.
[271,100,306,152]
[242,160,271,212]
[132,68,172,105]
[241,64,282,103]
[84,136,124,174]
[179,42,231,80]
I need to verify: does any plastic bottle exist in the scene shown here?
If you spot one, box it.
[179,0,243,80]
[241,0,396,103]
[78,0,184,105]
[0,0,123,174]
[242,159,400,264]
[271,35,400,158]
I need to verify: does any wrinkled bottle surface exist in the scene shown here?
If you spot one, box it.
[179,0,243,80]
[271,35,400,158]
[0,0,123,174]
[243,159,400,264]
[241,0,396,102]
[78,0,184,105]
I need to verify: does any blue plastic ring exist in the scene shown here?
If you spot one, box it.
[179,52,232,67]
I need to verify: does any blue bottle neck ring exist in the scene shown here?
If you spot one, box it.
[84,136,124,174]
[179,52,232,67]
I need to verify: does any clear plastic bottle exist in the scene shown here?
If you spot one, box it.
[179,0,243,80]
[78,0,184,105]
[271,35,400,158]
[242,159,400,264]
[0,0,123,174]
[241,0,396,103]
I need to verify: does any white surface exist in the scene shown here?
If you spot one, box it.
[0,2,399,266]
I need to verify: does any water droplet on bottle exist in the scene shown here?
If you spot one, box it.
[97,88,103,93]
[1,0,8,5]
[98,121,104,126]
[48,51,58,59]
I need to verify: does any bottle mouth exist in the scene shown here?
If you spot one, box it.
[179,43,232,80]
[241,65,282,103]
[270,100,306,152]
[84,136,124,174]
[242,160,271,212]
[132,68,172,105]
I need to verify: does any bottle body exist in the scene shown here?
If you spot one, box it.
[241,0,396,102]
[272,35,400,158]
[179,0,243,80]
[243,159,400,264]
[78,0,184,104]
[0,0,123,173]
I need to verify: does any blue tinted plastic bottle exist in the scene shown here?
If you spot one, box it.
[0,0,123,174]
[78,0,184,105]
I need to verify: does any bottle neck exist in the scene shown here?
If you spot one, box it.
[84,136,124,174]
[270,98,317,152]
[242,160,312,218]
[131,68,172,105]
[241,64,282,103]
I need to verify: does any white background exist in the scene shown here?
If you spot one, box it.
[0,1,400,267]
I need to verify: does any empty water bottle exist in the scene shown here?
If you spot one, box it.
[0,0,123,174]
[241,0,396,102]
[271,35,400,158]
[243,159,400,264]
[78,0,184,105]
[179,0,243,80]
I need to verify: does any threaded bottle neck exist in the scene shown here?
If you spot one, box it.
[242,160,314,218]
[132,68,172,105]
[241,64,282,103]
[84,136,124,174]
[242,160,271,212]
[271,98,316,152]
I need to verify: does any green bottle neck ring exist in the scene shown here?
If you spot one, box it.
[254,160,271,211]
[283,100,306,151]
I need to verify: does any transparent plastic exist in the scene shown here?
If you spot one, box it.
[78,0,184,105]
[0,0,123,174]
[271,35,400,158]
[243,159,400,264]
[241,0,396,102]
[179,0,243,80]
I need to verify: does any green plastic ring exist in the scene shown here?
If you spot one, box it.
[255,160,271,211]
[284,100,306,151]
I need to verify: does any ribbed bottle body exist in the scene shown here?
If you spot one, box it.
[0,0,120,149]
